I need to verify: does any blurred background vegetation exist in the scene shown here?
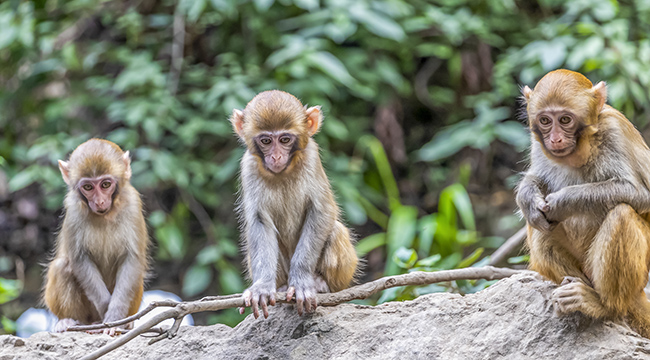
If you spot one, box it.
[1,0,650,332]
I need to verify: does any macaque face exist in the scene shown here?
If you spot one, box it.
[77,175,118,215]
[254,131,297,173]
[533,109,580,157]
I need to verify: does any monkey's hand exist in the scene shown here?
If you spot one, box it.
[543,189,570,222]
[521,196,556,233]
[287,277,318,316]
[241,281,277,319]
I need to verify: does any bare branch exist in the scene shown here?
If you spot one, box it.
[68,300,179,332]
[414,57,443,111]
[488,227,527,266]
[80,266,524,360]
[168,6,185,96]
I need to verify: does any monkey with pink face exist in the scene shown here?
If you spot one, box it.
[231,90,359,319]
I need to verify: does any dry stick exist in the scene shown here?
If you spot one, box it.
[488,227,527,266]
[81,266,524,360]
[167,6,185,96]
[68,300,180,332]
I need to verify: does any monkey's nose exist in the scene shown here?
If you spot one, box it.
[272,155,282,161]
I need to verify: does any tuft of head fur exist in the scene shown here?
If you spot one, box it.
[230,90,323,150]
[522,69,607,128]
[59,139,131,187]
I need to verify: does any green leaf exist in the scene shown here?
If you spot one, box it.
[377,286,403,304]
[508,255,530,264]
[182,265,212,297]
[196,245,222,265]
[442,183,476,231]
[458,248,484,268]
[306,51,356,87]
[415,254,441,267]
[254,0,275,12]
[0,278,22,303]
[355,233,386,257]
[218,265,245,294]
[393,247,417,269]
[385,205,418,275]
[156,224,186,259]
[418,214,437,255]
[8,168,36,192]
[349,5,405,41]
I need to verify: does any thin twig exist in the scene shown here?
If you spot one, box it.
[488,227,527,266]
[414,57,443,111]
[80,266,524,360]
[68,300,179,332]
[179,189,217,244]
[168,6,185,96]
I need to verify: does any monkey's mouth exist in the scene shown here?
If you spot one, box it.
[265,161,289,173]
[93,208,110,215]
[549,146,575,157]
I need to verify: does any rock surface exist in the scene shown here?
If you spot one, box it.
[2,272,650,360]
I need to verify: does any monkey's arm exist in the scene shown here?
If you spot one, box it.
[516,173,555,232]
[287,199,335,315]
[544,179,650,221]
[243,213,279,319]
[71,255,111,316]
[104,254,145,322]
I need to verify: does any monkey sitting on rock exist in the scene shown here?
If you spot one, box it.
[230,90,359,318]
[516,69,650,338]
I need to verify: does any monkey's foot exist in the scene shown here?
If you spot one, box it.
[552,276,598,316]
[287,277,321,316]
[53,318,79,333]
[314,275,329,293]
[241,282,277,319]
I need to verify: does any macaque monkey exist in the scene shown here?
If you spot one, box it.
[516,69,650,337]
[44,139,149,334]
[230,90,359,319]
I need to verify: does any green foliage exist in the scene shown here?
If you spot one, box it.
[0,277,22,334]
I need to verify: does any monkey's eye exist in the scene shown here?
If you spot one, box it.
[280,136,291,144]
[82,184,93,191]
[101,181,111,189]
[539,116,551,125]
[260,138,272,145]
[559,116,572,124]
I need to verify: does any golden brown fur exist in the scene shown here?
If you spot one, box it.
[231,90,359,318]
[516,70,650,338]
[44,139,148,333]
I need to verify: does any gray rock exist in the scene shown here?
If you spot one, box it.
[2,272,650,360]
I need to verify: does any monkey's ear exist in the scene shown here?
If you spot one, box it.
[522,85,533,100]
[58,160,71,186]
[592,81,607,111]
[122,151,132,180]
[230,109,245,138]
[305,106,323,136]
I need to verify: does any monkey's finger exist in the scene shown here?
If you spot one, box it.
[296,296,304,316]
[269,294,276,306]
[305,297,316,313]
[286,287,295,302]
[243,290,252,307]
[251,297,260,319]
[536,199,548,212]
[261,296,269,319]
[238,307,245,315]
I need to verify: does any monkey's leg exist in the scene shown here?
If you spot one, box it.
[526,226,586,284]
[44,257,99,331]
[317,221,358,292]
[554,204,650,325]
